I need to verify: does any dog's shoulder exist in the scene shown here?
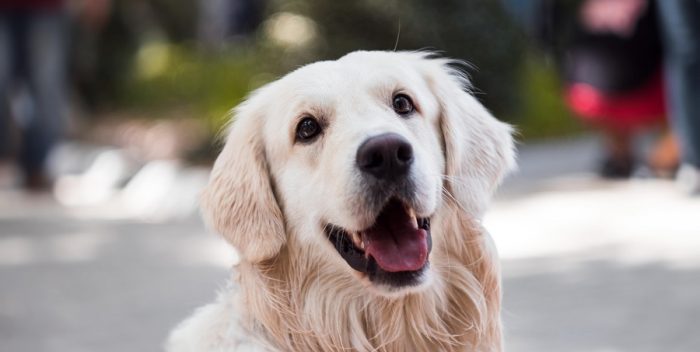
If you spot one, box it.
[165,286,270,352]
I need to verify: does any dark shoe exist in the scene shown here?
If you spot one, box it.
[599,155,635,179]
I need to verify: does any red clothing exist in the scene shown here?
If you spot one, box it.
[566,70,666,131]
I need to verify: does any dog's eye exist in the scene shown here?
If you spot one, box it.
[295,117,322,142]
[392,94,415,116]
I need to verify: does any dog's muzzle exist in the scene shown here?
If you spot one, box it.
[323,133,433,288]
[325,198,432,287]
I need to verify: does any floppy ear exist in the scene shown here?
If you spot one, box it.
[421,56,516,216]
[201,97,286,263]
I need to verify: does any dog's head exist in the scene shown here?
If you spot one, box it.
[202,51,515,296]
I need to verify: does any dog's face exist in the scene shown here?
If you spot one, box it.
[265,53,445,292]
[203,51,514,296]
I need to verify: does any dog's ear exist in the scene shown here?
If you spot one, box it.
[420,55,516,216]
[201,95,285,263]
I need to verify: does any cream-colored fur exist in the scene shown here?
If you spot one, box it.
[167,51,515,352]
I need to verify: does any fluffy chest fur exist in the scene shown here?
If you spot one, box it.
[218,208,501,352]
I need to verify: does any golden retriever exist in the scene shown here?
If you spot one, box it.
[167,51,515,352]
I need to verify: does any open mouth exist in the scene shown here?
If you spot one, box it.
[325,198,432,287]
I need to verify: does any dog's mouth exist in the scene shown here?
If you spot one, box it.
[325,198,432,286]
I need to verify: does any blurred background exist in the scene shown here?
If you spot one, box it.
[0,0,698,351]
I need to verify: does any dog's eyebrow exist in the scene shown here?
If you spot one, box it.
[367,74,416,99]
[291,96,335,116]
[293,98,334,119]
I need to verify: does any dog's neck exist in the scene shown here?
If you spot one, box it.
[233,206,502,352]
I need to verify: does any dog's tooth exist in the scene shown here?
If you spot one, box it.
[352,232,363,247]
[407,207,417,222]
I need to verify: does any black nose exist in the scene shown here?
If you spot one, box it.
[356,133,414,180]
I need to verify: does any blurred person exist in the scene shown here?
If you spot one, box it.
[0,0,70,190]
[657,1,700,194]
[506,0,677,178]
[564,0,671,178]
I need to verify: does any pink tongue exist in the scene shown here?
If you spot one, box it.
[362,200,428,272]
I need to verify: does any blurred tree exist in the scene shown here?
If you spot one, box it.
[73,0,199,108]
[74,0,578,142]
[73,1,138,108]
[269,0,527,119]
[148,0,198,42]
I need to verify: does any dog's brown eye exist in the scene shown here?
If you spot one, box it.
[392,94,414,115]
[295,117,322,142]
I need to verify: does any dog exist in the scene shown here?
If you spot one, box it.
[167,51,515,352]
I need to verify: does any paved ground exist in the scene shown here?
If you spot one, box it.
[1,136,699,352]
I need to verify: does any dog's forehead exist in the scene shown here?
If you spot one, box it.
[283,55,427,96]
[266,54,437,123]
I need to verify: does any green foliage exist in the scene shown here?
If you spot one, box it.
[277,0,527,119]
[513,53,583,139]
[105,1,584,141]
[114,44,273,131]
